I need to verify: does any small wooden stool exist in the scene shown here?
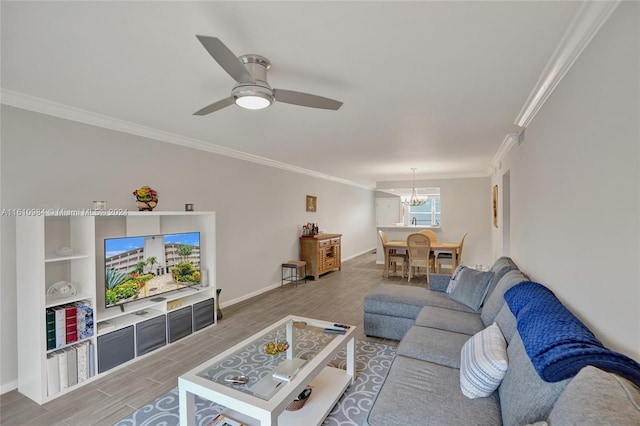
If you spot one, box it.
[281,260,307,288]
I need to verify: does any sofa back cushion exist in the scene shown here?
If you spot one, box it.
[481,270,527,326]
[494,304,517,344]
[482,257,518,304]
[498,333,569,426]
[547,366,640,424]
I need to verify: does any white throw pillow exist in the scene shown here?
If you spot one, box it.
[460,322,508,398]
[446,263,465,294]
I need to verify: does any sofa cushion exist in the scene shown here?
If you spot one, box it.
[480,269,527,326]
[489,256,518,274]
[494,304,517,344]
[499,333,569,426]
[364,284,432,319]
[429,273,451,292]
[364,284,476,317]
[483,256,518,301]
[547,366,640,425]
[426,290,478,313]
[397,326,470,368]
[447,267,493,311]
[415,305,484,335]
[367,355,502,426]
[460,323,508,399]
[364,312,416,341]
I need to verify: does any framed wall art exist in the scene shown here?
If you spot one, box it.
[306,195,317,212]
[492,185,498,228]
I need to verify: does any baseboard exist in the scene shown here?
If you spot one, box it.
[1,380,18,395]
[219,282,281,309]
[342,247,376,262]
[219,248,376,309]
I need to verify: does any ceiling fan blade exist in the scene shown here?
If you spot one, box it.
[196,35,254,84]
[273,89,343,110]
[193,97,235,115]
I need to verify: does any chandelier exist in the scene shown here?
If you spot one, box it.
[406,168,427,206]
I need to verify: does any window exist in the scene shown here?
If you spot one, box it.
[408,196,441,226]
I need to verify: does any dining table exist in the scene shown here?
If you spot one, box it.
[382,240,461,278]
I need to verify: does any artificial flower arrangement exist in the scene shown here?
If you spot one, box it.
[133,186,158,211]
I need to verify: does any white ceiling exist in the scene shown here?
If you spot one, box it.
[1,1,582,188]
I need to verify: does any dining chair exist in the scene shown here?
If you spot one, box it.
[379,230,407,277]
[436,232,468,273]
[407,233,432,284]
[418,229,437,242]
[418,229,437,272]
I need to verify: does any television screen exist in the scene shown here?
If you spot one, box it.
[104,232,201,308]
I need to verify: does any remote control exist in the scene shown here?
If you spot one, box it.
[324,328,346,335]
[334,323,350,329]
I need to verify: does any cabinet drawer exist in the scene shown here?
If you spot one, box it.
[318,239,331,247]
[330,238,341,245]
[136,315,167,357]
[325,258,336,269]
[97,326,135,374]
[168,307,193,343]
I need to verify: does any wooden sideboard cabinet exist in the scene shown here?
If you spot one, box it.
[300,234,342,280]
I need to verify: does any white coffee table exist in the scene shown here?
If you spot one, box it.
[179,315,356,426]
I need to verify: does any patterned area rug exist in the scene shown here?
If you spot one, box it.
[115,340,396,426]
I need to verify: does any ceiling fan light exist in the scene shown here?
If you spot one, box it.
[235,94,273,110]
[232,84,274,110]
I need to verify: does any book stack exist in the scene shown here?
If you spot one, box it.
[76,301,94,339]
[46,300,94,350]
[46,340,95,396]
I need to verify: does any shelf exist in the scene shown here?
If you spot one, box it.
[45,253,93,263]
[97,308,165,335]
[124,211,214,216]
[45,336,94,355]
[220,366,351,426]
[97,285,206,323]
[98,303,166,324]
[45,292,93,308]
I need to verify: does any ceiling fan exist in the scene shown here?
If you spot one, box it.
[193,35,343,115]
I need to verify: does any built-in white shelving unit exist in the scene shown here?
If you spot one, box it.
[16,211,216,404]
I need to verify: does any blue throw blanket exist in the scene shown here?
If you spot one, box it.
[504,281,640,386]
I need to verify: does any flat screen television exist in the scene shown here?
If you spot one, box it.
[104,232,201,308]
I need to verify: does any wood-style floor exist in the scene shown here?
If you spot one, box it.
[1,250,429,426]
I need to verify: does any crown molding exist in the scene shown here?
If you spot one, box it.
[514,1,620,128]
[1,88,374,190]
[489,132,520,174]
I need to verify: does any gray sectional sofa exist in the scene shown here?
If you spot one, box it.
[363,257,640,425]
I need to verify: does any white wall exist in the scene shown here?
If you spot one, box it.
[492,2,639,359]
[0,106,376,391]
[377,177,492,268]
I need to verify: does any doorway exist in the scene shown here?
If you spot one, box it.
[502,171,511,255]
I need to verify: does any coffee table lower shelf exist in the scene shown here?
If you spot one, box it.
[220,366,351,426]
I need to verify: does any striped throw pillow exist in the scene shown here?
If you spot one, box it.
[460,322,509,398]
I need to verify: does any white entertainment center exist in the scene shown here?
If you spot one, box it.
[16,211,217,404]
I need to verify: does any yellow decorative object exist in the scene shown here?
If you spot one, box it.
[262,339,289,355]
[167,300,182,310]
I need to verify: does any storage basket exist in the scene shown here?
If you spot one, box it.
[286,387,312,411]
